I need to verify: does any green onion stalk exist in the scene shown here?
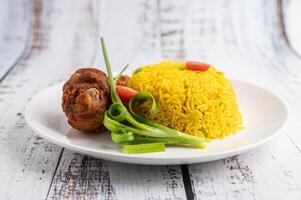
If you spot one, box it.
[100,37,205,154]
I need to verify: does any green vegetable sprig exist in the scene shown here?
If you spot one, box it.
[100,37,205,154]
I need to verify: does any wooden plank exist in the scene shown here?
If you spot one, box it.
[158,0,187,60]
[49,150,185,200]
[283,0,301,56]
[274,0,301,151]
[184,0,301,199]
[0,0,100,199]
[189,135,301,199]
[157,2,197,199]
[93,0,163,69]
[0,0,30,79]
[47,0,187,199]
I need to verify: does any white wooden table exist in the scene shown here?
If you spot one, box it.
[1,0,301,199]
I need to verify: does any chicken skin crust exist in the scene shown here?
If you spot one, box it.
[62,68,110,132]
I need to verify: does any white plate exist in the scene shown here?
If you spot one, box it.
[25,80,289,165]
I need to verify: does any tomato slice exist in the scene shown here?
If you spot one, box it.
[186,61,210,71]
[116,85,138,103]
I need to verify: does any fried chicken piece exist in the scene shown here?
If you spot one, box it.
[116,75,130,86]
[62,68,110,132]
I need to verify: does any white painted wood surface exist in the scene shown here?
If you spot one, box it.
[0,0,30,78]
[0,0,301,199]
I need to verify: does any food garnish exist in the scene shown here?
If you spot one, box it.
[100,37,205,153]
[116,85,138,104]
[186,61,210,71]
[122,143,165,154]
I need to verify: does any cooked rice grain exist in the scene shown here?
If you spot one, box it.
[128,61,243,139]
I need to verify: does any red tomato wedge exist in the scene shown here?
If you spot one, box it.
[116,85,138,103]
[186,61,210,71]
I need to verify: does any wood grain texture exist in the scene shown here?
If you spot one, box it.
[0,0,30,79]
[0,0,100,199]
[48,150,185,200]
[283,0,301,56]
[0,0,301,199]
[184,0,301,199]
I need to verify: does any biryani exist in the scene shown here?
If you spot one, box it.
[62,38,244,154]
[127,61,243,140]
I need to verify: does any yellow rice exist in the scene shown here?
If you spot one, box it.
[127,61,243,140]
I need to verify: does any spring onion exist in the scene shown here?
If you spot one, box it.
[122,143,165,154]
[100,37,205,154]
